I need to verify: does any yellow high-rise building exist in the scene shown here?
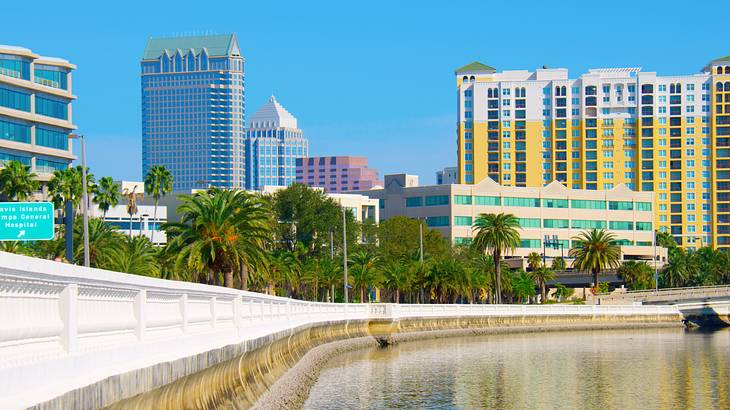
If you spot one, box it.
[455,57,730,249]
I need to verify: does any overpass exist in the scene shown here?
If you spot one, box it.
[593,285,730,305]
[0,251,706,409]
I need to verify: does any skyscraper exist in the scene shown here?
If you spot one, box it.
[0,45,76,184]
[245,96,307,190]
[455,57,730,249]
[141,34,245,192]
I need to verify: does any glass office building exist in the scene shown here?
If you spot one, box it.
[141,34,245,192]
[0,45,75,183]
[245,96,308,190]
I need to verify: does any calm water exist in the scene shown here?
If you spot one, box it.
[303,328,730,409]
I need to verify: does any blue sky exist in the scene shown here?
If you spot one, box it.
[2,0,727,184]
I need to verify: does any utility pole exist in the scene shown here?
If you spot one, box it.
[70,134,89,267]
[342,207,348,303]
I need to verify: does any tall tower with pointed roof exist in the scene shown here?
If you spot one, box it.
[141,34,245,191]
[245,96,308,190]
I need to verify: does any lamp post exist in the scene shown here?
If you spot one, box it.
[342,206,348,303]
[70,134,89,267]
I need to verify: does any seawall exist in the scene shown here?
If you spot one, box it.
[102,312,683,410]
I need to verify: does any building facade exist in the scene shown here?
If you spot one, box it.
[356,174,665,264]
[456,57,730,249]
[91,181,168,245]
[245,96,307,190]
[141,34,245,192]
[436,166,458,185]
[295,155,382,192]
[0,45,75,182]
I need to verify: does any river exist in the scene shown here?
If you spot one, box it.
[303,328,730,409]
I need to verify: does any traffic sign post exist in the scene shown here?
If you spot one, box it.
[0,202,55,241]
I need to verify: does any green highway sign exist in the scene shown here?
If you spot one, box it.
[0,202,55,241]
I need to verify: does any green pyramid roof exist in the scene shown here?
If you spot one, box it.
[142,34,239,60]
[711,54,730,63]
[455,61,496,74]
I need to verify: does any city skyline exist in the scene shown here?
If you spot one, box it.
[1,0,727,184]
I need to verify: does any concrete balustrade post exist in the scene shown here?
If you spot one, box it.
[210,296,217,328]
[233,296,242,337]
[60,283,78,354]
[180,294,188,333]
[134,289,147,341]
[287,300,292,326]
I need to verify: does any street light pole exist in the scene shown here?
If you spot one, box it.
[419,221,424,264]
[342,207,348,303]
[71,134,89,267]
[653,230,658,292]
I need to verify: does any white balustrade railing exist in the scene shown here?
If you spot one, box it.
[0,251,685,409]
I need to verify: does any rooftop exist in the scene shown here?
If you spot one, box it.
[249,95,298,129]
[455,61,497,74]
[142,34,240,60]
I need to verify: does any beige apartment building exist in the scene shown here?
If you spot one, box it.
[356,174,666,265]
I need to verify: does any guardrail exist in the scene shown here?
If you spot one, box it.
[0,251,683,409]
[594,285,730,304]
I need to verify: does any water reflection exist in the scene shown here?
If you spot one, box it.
[303,328,730,409]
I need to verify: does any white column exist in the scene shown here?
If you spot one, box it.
[210,296,217,328]
[180,294,188,333]
[59,284,78,354]
[134,289,146,341]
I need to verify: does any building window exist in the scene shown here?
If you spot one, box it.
[405,197,422,207]
[503,197,540,207]
[454,216,473,226]
[35,96,68,120]
[572,220,607,229]
[543,219,569,229]
[0,86,31,111]
[474,196,500,206]
[571,199,606,210]
[453,195,472,205]
[609,221,634,230]
[426,216,449,227]
[425,195,449,206]
[542,198,568,208]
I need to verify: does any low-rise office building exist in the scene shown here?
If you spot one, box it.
[356,174,666,265]
[0,45,76,183]
[91,181,167,245]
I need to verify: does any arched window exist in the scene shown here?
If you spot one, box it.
[718,82,725,92]
[725,66,730,75]
[675,83,681,93]
[487,89,493,98]
[161,51,170,72]
[187,50,196,71]
[725,82,730,92]
[561,86,566,96]
[199,49,209,70]
[555,86,560,96]
[718,67,724,75]
[462,76,468,82]
[522,87,527,97]
[174,52,183,72]
[469,76,475,82]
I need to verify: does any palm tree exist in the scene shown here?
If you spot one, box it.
[103,236,160,277]
[144,165,173,244]
[660,248,692,288]
[121,184,143,237]
[381,260,410,303]
[512,270,536,304]
[163,189,271,288]
[0,160,39,201]
[569,229,621,291]
[531,265,555,303]
[551,256,567,271]
[93,177,120,219]
[72,218,123,268]
[655,230,676,249]
[348,249,381,303]
[526,251,542,271]
[617,261,653,290]
[471,213,521,303]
